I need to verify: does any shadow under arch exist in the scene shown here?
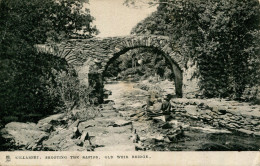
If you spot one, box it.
[102,46,183,98]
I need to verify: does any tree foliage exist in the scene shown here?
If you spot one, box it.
[129,0,260,99]
[0,0,98,125]
[0,0,98,45]
[104,48,174,81]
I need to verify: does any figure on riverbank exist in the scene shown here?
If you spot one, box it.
[145,94,157,119]
[145,93,173,122]
[160,94,172,121]
[146,91,159,111]
[146,94,154,111]
[161,94,172,113]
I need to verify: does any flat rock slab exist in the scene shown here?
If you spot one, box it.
[78,117,121,133]
[37,113,65,125]
[101,111,119,117]
[113,120,132,127]
[92,133,133,149]
[148,135,164,141]
[131,102,144,108]
[173,98,260,118]
[191,126,231,134]
[4,122,37,130]
[42,129,81,151]
[95,144,135,151]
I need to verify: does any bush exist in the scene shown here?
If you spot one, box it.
[0,49,94,125]
[70,106,100,122]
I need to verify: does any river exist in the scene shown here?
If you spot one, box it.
[104,81,260,151]
[1,81,259,151]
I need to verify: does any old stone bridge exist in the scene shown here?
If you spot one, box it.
[37,35,199,101]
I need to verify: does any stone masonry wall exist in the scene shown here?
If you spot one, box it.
[182,59,201,98]
[171,98,260,136]
[36,35,185,73]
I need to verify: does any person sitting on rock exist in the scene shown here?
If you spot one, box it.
[145,93,160,117]
[146,94,154,112]
[160,94,172,121]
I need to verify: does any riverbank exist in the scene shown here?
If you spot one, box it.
[1,80,260,151]
[171,98,260,136]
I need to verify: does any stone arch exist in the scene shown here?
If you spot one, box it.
[36,35,187,102]
[102,46,183,98]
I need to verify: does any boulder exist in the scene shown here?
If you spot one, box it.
[164,137,172,143]
[202,109,212,115]
[218,107,227,114]
[69,119,80,129]
[255,125,260,131]
[149,135,164,142]
[184,105,198,115]
[237,129,254,135]
[42,130,72,150]
[202,114,213,120]
[78,120,96,133]
[71,127,81,139]
[135,143,145,151]
[253,132,260,137]
[152,116,167,122]
[103,89,112,98]
[1,122,49,150]
[169,120,179,126]
[160,122,173,129]
[37,123,53,132]
[80,131,90,142]
[131,102,144,109]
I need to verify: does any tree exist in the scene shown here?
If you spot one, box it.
[0,0,98,45]
[104,48,175,81]
[128,0,260,99]
[0,0,98,125]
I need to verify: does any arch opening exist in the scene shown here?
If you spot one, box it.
[102,46,183,100]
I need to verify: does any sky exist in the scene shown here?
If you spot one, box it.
[86,0,157,37]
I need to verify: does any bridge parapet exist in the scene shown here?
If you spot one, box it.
[36,35,185,72]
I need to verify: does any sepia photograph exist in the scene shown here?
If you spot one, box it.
[0,0,260,165]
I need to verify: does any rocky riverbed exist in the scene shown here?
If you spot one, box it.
[1,80,260,151]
